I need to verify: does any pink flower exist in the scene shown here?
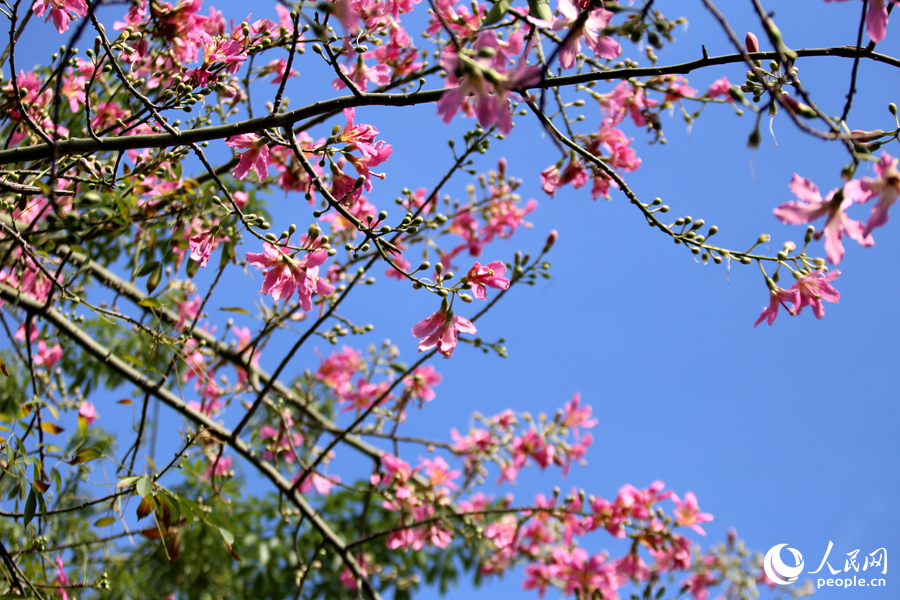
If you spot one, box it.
[827,0,898,42]
[562,393,598,436]
[341,378,392,414]
[437,32,541,135]
[865,0,897,41]
[175,295,202,330]
[754,285,798,327]
[420,456,460,489]
[708,77,733,101]
[78,401,98,426]
[316,347,361,395]
[34,340,62,369]
[227,133,271,182]
[685,570,716,600]
[792,269,840,319]
[340,554,370,589]
[33,0,88,33]
[465,261,510,300]
[845,151,900,237]
[189,229,218,267]
[245,243,335,309]
[294,472,339,495]
[402,365,442,402]
[672,491,713,535]
[260,58,298,84]
[541,162,582,198]
[203,455,232,480]
[661,75,697,103]
[332,61,391,91]
[412,305,477,359]
[554,0,621,69]
[52,555,70,600]
[523,562,552,598]
[775,174,873,264]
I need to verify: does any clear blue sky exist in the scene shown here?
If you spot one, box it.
[12,1,898,598]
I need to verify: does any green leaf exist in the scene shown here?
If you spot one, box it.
[220,526,242,561]
[135,476,153,498]
[219,306,250,315]
[218,526,234,546]
[94,516,116,527]
[178,496,205,524]
[186,256,200,278]
[527,0,553,21]
[482,0,512,27]
[23,489,36,527]
[68,446,102,465]
[138,298,162,308]
[120,354,144,368]
[117,476,141,489]
[134,261,160,277]
[146,264,163,294]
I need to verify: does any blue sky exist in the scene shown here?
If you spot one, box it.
[11,1,898,598]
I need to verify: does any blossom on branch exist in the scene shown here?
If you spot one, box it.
[437,31,541,135]
[792,269,841,319]
[33,0,88,34]
[227,133,272,182]
[412,304,477,358]
[245,242,335,309]
[465,260,510,300]
[774,174,873,264]
[845,151,900,237]
[553,0,621,69]
[754,285,798,327]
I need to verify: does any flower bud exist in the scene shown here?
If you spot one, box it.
[543,230,558,252]
[748,127,761,149]
[745,32,759,53]
[849,129,884,142]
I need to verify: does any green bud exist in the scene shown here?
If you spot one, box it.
[748,127,761,148]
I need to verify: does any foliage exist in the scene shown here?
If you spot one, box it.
[0,0,893,598]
